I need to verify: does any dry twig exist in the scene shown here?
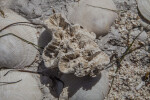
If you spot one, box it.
[0,79,22,86]
[108,30,144,94]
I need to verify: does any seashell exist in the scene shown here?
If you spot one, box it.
[58,71,109,100]
[0,9,37,68]
[137,0,150,22]
[67,0,118,37]
[0,69,43,100]
[42,14,110,77]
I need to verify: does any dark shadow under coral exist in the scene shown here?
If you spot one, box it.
[38,29,52,53]
[57,73,102,97]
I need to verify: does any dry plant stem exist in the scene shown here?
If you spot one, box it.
[0,21,48,50]
[0,33,42,51]
[3,69,65,87]
[108,31,143,95]
[86,4,125,14]
[0,79,22,86]
[0,22,48,33]
[104,44,143,71]
[3,69,42,76]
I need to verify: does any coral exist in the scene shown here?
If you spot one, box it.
[42,14,110,77]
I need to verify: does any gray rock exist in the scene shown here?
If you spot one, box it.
[57,71,109,100]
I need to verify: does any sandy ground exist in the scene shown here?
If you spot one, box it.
[0,0,150,99]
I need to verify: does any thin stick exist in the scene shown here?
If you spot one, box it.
[0,33,43,51]
[0,79,22,86]
[0,22,48,33]
[3,69,65,88]
[0,79,22,84]
[86,4,121,14]
[4,69,41,76]
[0,21,49,50]
[0,33,38,48]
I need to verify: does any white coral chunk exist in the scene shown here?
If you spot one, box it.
[42,14,110,77]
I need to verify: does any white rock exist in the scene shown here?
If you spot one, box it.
[137,0,150,22]
[0,9,37,68]
[67,0,118,37]
[0,69,43,100]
